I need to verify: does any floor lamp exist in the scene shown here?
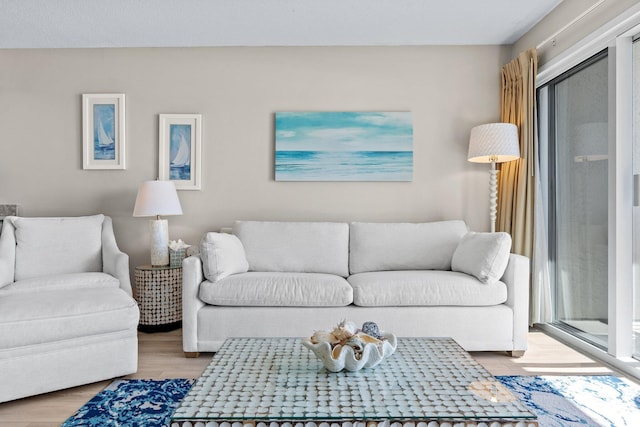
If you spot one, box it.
[467,123,520,233]
[133,180,183,266]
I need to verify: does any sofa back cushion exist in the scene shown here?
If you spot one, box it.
[349,220,468,274]
[233,221,350,277]
[13,215,104,281]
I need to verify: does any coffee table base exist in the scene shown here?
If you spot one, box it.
[170,420,537,426]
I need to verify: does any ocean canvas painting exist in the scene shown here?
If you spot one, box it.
[93,104,116,160]
[275,112,413,181]
[170,124,191,181]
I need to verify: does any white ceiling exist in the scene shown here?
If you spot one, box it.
[0,0,562,49]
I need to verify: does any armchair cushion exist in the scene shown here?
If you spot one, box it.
[0,287,139,350]
[0,273,119,295]
[13,215,104,281]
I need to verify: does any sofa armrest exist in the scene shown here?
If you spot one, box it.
[183,255,205,353]
[0,218,17,288]
[101,217,133,296]
[501,253,530,352]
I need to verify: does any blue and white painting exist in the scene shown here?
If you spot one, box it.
[275,112,413,181]
[93,104,115,160]
[170,124,191,181]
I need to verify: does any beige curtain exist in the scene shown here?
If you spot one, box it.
[497,49,538,258]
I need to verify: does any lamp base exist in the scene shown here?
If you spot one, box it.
[149,219,169,266]
[489,162,498,233]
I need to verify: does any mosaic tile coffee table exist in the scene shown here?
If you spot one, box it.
[170,337,538,427]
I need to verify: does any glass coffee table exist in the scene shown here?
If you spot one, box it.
[170,337,538,426]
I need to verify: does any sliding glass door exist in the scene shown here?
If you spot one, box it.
[543,51,609,349]
[535,10,640,375]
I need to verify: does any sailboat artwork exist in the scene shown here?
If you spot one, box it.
[93,104,116,160]
[170,124,192,180]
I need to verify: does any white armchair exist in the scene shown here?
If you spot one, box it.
[0,215,139,402]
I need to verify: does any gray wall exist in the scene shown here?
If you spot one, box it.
[0,46,510,274]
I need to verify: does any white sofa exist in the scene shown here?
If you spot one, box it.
[183,220,529,357]
[0,215,139,403]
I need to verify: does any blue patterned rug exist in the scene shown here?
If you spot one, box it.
[61,379,193,427]
[61,376,640,426]
[497,375,640,426]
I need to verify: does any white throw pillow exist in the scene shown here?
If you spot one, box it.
[200,232,249,282]
[451,232,512,284]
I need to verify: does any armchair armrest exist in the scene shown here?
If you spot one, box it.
[101,217,132,296]
[183,255,205,354]
[0,218,17,287]
[501,253,530,352]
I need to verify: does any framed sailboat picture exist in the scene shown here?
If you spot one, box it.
[82,93,125,169]
[159,114,202,190]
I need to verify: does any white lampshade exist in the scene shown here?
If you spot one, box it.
[133,180,182,266]
[468,123,520,163]
[133,180,183,217]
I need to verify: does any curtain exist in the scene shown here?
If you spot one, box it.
[531,136,552,324]
[497,49,551,324]
[497,48,537,257]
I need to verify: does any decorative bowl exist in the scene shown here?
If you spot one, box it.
[302,332,397,372]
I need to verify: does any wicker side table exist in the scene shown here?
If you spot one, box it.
[134,264,182,332]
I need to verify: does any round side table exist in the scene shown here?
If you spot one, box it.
[134,264,182,332]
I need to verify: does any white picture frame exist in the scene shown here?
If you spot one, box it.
[159,114,202,190]
[82,93,125,170]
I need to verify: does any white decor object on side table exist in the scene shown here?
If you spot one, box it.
[133,180,183,266]
[467,123,520,232]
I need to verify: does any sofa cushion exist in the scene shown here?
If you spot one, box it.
[233,221,350,277]
[0,273,119,295]
[13,215,104,281]
[199,272,353,306]
[348,270,507,306]
[349,221,468,274]
[200,232,249,282]
[0,287,139,350]
[451,232,512,284]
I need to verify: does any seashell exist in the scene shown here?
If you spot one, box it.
[355,332,382,345]
[341,320,358,335]
[361,321,381,339]
[332,344,342,359]
[310,330,336,344]
[345,336,365,355]
[331,320,357,342]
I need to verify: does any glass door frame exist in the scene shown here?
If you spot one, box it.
[613,26,635,360]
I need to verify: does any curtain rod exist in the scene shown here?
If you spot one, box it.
[536,0,607,50]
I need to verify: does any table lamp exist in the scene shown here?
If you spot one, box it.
[133,180,183,266]
[468,123,520,233]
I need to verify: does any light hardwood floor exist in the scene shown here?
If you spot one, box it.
[0,327,624,427]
